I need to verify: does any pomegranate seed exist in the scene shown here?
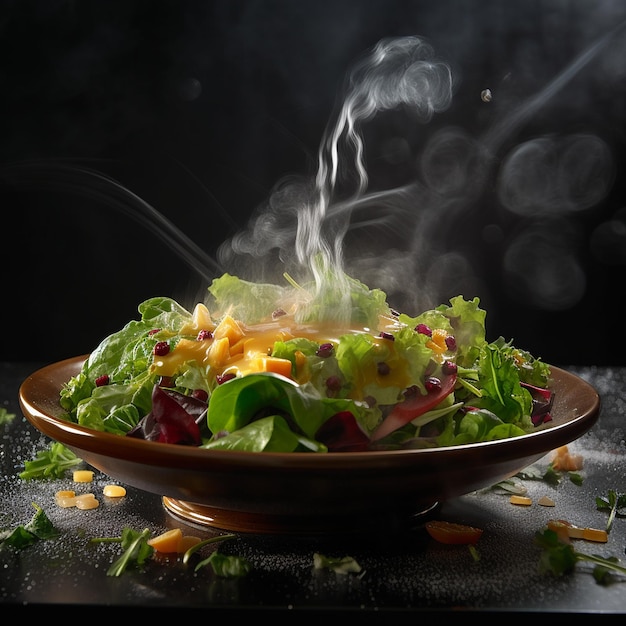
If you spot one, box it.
[325,375,342,395]
[442,360,457,375]
[95,374,109,387]
[424,376,442,392]
[216,372,236,385]
[153,341,170,356]
[197,329,213,341]
[316,342,334,358]
[191,389,209,402]
[379,331,394,341]
[415,323,432,337]
[445,335,457,351]
[148,328,161,336]
[377,362,390,376]
[272,308,287,319]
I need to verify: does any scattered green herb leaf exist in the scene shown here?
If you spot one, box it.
[592,557,622,585]
[541,464,562,486]
[0,407,16,426]
[181,533,250,576]
[489,478,528,495]
[19,442,83,480]
[0,503,59,549]
[568,472,583,486]
[195,552,251,577]
[493,461,584,493]
[313,552,362,575]
[181,534,236,565]
[535,528,626,584]
[468,544,481,562]
[595,489,626,533]
[91,527,154,577]
[515,464,544,481]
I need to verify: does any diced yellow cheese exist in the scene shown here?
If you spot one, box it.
[208,336,231,368]
[248,356,293,378]
[103,484,127,498]
[179,303,215,335]
[151,338,213,377]
[73,470,94,483]
[74,493,99,510]
[213,314,244,344]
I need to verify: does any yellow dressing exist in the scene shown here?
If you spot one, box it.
[151,311,414,393]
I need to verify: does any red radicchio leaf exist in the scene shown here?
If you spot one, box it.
[127,385,203,445]
[315,411,371,452]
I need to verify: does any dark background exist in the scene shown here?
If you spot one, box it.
[2,0,626,366]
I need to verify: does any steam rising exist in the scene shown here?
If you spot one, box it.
[219,37,454,321]
[5,25,626,327]
[219,25,625,317]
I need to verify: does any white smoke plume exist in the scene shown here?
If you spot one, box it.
[218,36,457,318]
[218,22,625,318]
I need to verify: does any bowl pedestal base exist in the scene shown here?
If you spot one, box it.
[162,496,440,535]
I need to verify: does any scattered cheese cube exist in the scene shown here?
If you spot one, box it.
[73,470,94,483]
[509,495,532,506]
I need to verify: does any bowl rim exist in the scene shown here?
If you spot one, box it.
[18,355,601,471]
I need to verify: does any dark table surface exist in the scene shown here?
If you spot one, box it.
[1,361,625,618]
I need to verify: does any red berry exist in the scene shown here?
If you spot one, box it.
[325,375,342,397]
[316,342,334,358]
[216,372,236,385]
[424,376,442,392]
[442,360,457,375]
[153,341,170,356]
[95,374,109,387]
[445,335,457,351]
[191,389,209,402]
[415,323,432,337]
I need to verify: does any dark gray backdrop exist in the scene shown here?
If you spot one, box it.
[3,0,625,366]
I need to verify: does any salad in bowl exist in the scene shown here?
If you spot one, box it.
[59,270,553,454]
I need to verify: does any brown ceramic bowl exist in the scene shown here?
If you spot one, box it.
[19,356,600,535]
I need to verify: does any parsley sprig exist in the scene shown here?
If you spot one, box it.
[19,442,83,480]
